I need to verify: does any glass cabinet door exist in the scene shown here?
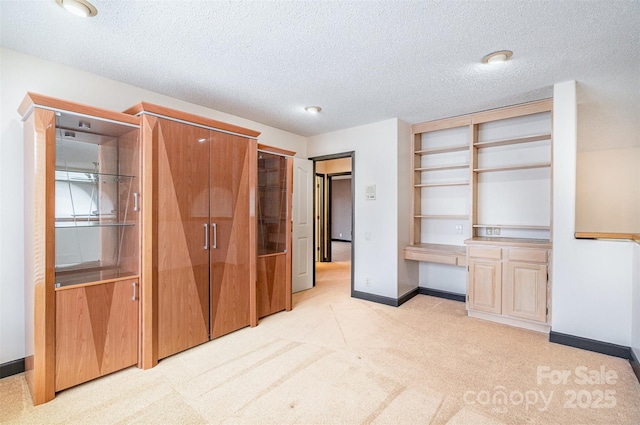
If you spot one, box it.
[257,152,287,255]
[54,111,139,287]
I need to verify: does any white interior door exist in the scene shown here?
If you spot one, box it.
[292,158,314,292]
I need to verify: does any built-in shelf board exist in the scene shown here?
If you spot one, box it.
[474,224,550,230]
[55,269,139,290]
[415,215,469,219]
[415,144,470,155]
[55,221,136,228]
[474,133,551,149]
[473,163,551,173]
[416,164,469,172]
[575,232,640,242]
[415,182,469,188]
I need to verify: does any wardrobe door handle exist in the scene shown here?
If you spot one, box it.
[133,192,139,212]
[204,223,209,250]
[212,223,217,249]
[132,282,137,301]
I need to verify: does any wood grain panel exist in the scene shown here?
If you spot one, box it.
[256,254,287,319]
[156,119,210,359]
[140,115,158,369]
[55,279,138,391]
[209,132,254,338]
[123,102,260,138]
[285,158,293,312]
[22,108,56,405]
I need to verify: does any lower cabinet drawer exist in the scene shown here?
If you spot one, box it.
[508,248,547,263]
[468,246,502,260]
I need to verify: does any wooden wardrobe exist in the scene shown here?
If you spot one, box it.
[124,103,260,367]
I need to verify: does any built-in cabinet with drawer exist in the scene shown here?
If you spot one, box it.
[125,102,260,367]
[407,99,553,332]
[19,93,141,404]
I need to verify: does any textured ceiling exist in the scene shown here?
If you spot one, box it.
[1,0,638,142]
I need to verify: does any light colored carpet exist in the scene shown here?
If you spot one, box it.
[2,262,639,424]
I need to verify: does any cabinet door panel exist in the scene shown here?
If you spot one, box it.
[156,119,210,358]
[210,132,254,338]
[468,259,501,314]
[504,262,547,323]
[55,280,138,391]
[256,253,287,318]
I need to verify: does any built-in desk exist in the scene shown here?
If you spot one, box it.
[403,243,467,267]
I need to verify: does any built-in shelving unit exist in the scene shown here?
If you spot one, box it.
[406,99,553,331]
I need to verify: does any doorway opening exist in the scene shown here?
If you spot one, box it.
[310,152,355,294]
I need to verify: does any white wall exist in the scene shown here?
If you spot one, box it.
[0,48,307,365]
[308,119,401,299]
[552,80,633,346]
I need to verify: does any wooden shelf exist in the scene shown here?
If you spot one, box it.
[415,144,469,155]
[575,232,640,242]
[415,215,469,219]
[415,182,469,188]
[474,224,550,230]
[416,164,469,172]
[474,163,551,173]
[474,133,551,149]
[55,268,138,289]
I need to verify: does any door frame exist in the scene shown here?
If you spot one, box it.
[309,152,355,295]
[327,172,352,261]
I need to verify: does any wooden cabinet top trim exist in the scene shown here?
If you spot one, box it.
[258,143,296,157]
[471,99,552,124]
[412,99,553,135]
[412,115,471,134]
[124,101,260,138]
[18,92,140,126]
[465,237,552,249]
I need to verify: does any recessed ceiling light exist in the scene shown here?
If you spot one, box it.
[482,50,513,64]
[304,106,322,114]
[56,0,98,18]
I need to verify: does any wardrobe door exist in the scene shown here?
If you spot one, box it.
[209,132,256,338]
[156,119,210,358]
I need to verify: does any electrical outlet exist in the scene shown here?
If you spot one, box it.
[365,278,371,287]
[455,224,463,234]
[486,227,493,236]
[494,227,501,236]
